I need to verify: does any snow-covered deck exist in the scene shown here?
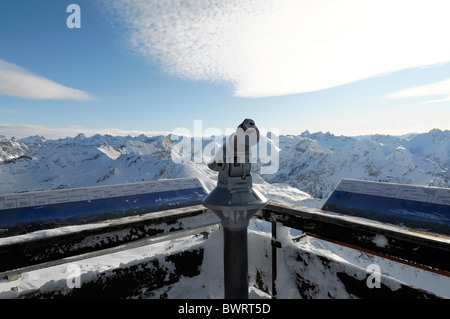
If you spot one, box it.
[1,201,449,299]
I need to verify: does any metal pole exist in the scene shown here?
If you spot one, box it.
[223,227,249,299]
[202,119,267,299]
[271,221,278,299]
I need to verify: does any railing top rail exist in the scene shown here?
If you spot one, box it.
[260,200,450,276]
[2,200,449,279]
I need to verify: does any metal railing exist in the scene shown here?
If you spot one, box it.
[1,200,448,298]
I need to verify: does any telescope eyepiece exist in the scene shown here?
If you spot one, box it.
[239,119,256,131]
[207,119,259,172]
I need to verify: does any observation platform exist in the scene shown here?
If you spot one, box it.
[0,178,449,299]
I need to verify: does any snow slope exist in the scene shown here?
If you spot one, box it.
[0,132,316,206]
[1,129,448,206]
[261,130,449,199]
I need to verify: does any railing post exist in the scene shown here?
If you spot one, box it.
[271,221,281,299]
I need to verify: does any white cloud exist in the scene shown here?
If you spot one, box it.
[420,97,450,105]
[0,124,170,139]
[0,59,94,100]
[385,78,450,104]
[106,0,450,98]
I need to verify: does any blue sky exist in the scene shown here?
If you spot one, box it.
[1,0,450,139]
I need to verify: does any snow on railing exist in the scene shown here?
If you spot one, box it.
[1,200,449,298]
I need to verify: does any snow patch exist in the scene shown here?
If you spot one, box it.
[372,234,389,248]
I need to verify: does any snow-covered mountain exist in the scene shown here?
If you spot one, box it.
[261,129,450,199]
[0,129,449,208]
[0,133,195,192]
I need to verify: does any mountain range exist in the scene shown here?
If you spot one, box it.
[1,129,449,208]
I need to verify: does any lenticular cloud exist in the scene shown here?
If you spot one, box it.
[108,0,450,98]
[0,60,93,101]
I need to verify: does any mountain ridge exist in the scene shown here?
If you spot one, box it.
[1,129,448,207]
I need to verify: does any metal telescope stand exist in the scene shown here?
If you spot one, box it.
[203,119,267,299]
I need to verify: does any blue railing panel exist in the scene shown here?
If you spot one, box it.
[0,178,207,237]
[322,179,450,235]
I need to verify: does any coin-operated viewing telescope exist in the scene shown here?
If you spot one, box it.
[203,119,267,299]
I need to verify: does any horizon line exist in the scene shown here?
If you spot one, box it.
[0,124,448,140]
